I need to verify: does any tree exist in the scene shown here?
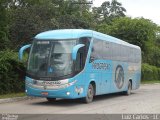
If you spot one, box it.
[109,0,126,18]
[9,4,58,50]
[92,0,126,23]
[0,0,10,50]
[8,0,93,50]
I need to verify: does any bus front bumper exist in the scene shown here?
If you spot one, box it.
[25,83,86,99]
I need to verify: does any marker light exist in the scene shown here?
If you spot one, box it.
[66,92,70,96]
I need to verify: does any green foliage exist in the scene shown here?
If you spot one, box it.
[9,4,58,49]
[0,0,10,50]
[146,46,160,67]
[141,63,160,81]
[8,0,92,50]
[92,0,126,23]
[0,50,26,94]
[0,92,25,99]
[141,80,160,84]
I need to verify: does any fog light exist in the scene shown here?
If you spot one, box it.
[25,90,27,93]
[66,92,70,96]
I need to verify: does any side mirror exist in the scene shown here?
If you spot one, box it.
[19,44,31,60]
[89,56,95,63]
[72,44,85,60]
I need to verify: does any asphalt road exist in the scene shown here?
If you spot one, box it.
[0,84,160,114]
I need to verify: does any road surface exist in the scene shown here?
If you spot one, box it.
[0,84,160,114]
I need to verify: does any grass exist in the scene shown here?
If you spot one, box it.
[141,80,160,84]
[0,92,26,99]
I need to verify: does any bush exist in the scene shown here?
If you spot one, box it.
[141,63,160,81]
[0,50,26,95]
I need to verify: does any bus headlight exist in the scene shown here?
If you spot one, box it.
[66,92,70,96]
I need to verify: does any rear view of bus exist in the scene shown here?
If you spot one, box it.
[19,29,141,103]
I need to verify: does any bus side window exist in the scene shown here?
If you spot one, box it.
[75,37,91,72]
[75,50,82,72]
[89,40,103,63]
[102,41,112,60]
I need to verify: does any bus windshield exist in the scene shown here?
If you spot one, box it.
[27,40,77,78]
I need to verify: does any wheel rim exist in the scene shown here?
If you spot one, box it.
[87,85,93,100]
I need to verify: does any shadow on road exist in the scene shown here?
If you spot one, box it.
[30,92,137,107]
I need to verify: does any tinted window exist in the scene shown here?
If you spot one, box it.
[90,39,141,63]
[75,37,91,72]
[112,43,121,61]
[89,39,103,63]
[121,45,128,62]
[102,41,112,60]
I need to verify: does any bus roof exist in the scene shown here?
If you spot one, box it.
[35,29,140,49]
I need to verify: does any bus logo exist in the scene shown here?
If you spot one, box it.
[115,65,124,89]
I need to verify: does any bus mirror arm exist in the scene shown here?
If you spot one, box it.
[72,44,85,60]
[19,44,31,60]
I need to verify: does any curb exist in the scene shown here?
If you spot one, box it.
[141,83,160,85]
[0,96,37,104]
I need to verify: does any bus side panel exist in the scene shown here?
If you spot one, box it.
[85,59,112,95]
[127,62,141,90]
[110,61,129,93]
[85,61,103,95]
[100,60,112,94]
[85,71,102,95]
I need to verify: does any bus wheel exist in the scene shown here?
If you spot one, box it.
[124,81,132,95]
[46,98,56,102]
[83,84,94,103]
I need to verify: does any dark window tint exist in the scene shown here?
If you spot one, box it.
[89,39,103,62]
[90,39,141,63]
[75,37,91,72]
[102,41,112,60]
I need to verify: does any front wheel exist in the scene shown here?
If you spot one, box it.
[46,98,56,102]
[83,84,94,103]
[124,81,132,95]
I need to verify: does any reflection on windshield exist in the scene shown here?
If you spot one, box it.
[49,41,76,77]
[28,41,51,76]
[27,40,77,78]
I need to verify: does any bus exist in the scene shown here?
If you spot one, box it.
[19,29,141,103]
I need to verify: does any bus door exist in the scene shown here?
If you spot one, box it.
[89,40,110,94]
[101,62,111,94]
[101,41,112,94]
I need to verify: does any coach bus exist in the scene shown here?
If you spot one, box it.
[19,29,141,103]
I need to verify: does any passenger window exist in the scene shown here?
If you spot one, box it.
[89,39,103,63]
[102,41,112,60]
[75,37,91,71]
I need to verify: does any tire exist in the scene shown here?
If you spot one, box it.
[46,98,56,102]
[124,81,132,95]
[83,84,94,103]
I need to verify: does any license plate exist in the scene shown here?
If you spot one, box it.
[41,92,48,96]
